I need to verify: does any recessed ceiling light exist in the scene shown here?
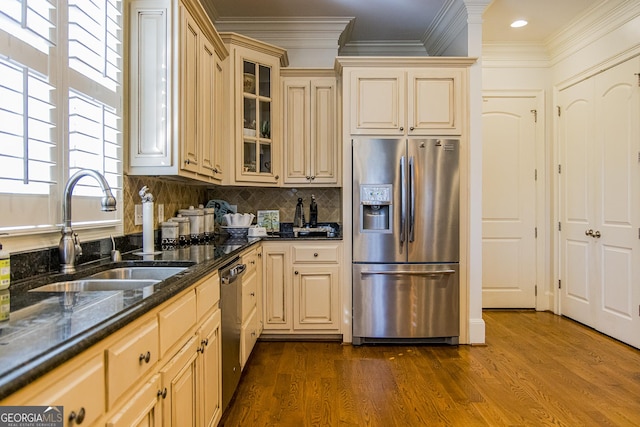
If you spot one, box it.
[511,20,528,28]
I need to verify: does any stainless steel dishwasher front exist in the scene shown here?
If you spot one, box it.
[219,256,246,412]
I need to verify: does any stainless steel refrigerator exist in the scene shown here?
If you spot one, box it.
[352,138,459,345]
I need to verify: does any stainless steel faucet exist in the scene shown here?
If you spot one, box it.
[59,169,117,274]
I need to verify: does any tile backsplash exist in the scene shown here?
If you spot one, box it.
[123,176,342,234]
[207,187,342,225]
[124,175,209,234]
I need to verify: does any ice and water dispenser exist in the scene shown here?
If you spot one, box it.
[359,184,392,233]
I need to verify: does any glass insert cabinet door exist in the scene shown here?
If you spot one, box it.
[242,61,272,175]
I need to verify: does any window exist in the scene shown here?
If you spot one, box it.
[0,0,123,248]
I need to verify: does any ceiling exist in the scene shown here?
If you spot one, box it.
[206,0,602,49]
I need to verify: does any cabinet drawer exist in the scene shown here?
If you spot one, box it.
[241,270,258,320]
[240,307,259,369]
[292,244,340,263]
[242,248,259,276]
[15,353,105,425]
[106,317,159,409]
[196,271,220,320]
[158,290,197,358]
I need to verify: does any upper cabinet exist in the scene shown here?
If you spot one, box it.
[339,58,474,136]
[220,33,288,186]
[282,69,340,186]
[128,0,228,183]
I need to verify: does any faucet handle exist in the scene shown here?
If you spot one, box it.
[73,233,82,259]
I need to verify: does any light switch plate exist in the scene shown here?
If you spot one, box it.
[134,204,143,225]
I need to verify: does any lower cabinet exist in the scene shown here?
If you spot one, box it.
[262,241,342,335]
[0,270,222,427]
[106,374,163,427]
[199,308,222,427]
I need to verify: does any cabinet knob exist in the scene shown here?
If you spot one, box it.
[594,230,601,238]
[250,292,255,297]
[306,175,311,180]
[410,126,415,131]
[274,175,280,180]
[68,407,86,424]
[201,338,209,346]
[197,345,205,353]
[585,229,594,236]
[294,271,299,275]
[185,159,190,165]
[139,351,151,364]
[314,253,318,257]
[399,127,404,131]
[157,388,167,399]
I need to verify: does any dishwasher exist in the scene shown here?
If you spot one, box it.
[219,256,246,412]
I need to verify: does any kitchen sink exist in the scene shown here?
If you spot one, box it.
[29,266,189,293]
[87,266,187,281]
[30,279,159,293]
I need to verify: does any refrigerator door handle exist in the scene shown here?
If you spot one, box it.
[409,155,415,242]
[361,269,456,277]
[400,156,406,244]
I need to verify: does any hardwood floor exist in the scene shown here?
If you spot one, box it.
[220,311,640,426]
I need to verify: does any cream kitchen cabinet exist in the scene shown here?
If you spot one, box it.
[262,241,342,335]
[128,0,228,183]
[240,246,262,368]
[339,58,473,136]
[1,270,222,427]
[282,70,340,186]
[2,352,106,426]
[220,32,288,186]
[106,374,163,427]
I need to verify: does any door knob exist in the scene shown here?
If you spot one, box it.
[585,229,594,236]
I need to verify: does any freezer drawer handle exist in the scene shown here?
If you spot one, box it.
[361,269,455,277]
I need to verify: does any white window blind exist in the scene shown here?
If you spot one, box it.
[0,0,122,239]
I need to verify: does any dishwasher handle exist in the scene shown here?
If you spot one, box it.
[221,263,247,285]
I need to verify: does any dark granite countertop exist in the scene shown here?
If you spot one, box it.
[0,236,262,400]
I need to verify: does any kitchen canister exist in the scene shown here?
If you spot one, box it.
[200,204,215,240]
[161,221,179,249]
[178,206,204,243]
[170,216,191,246]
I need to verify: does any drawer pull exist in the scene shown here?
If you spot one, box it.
[157,387,167,399]
[201,338,209,346]
[68,407,86,424]
[139,351,151,364]
[197,345,205,353]
[250,292,255,297]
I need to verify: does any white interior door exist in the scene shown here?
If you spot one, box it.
[592,58,640,347]
[559,57,640,348]
[558,78,596,327]
[482,96,538,308]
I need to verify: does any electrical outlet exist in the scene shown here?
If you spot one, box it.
[134,204,143,225]
[157,204,164,223]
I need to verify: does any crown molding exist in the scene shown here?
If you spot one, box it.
[422,0,468,56]
[213,17,352,50]
[482,42,551,68]
[547,0,640,65]
[339,40,429,57]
